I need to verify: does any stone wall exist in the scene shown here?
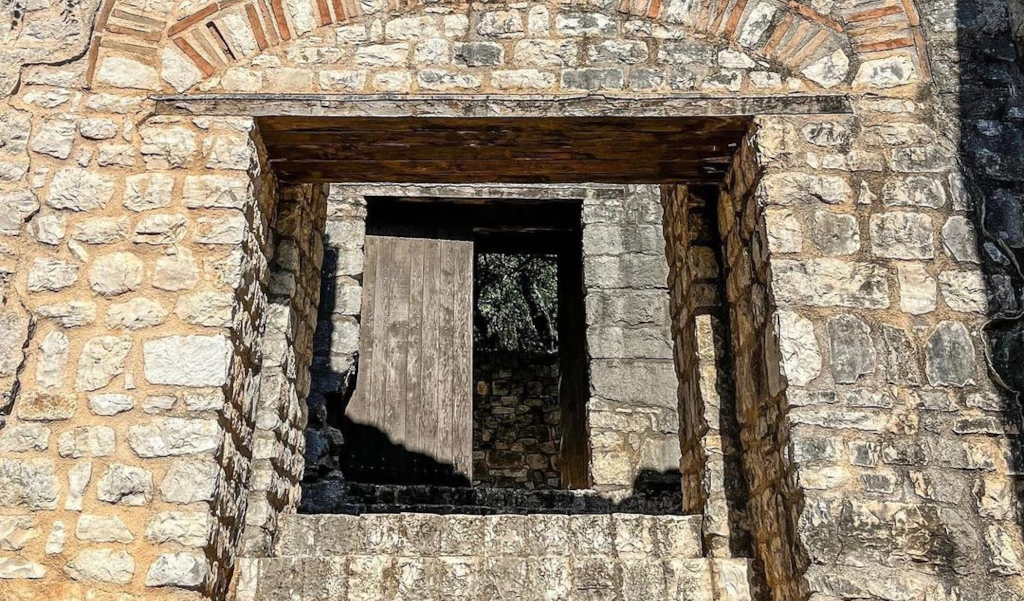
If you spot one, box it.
[472,351,561,490]
[240,183,327,557]
[584,184,679,500]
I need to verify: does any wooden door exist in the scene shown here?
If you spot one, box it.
[344,230,474,485]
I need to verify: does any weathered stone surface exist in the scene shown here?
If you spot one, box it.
[75,336,131,391]
[0,458,58,509]
[140,126,198,168]
[144,335,231,386]
[45,521,66,555]
[759,172,852,205]
[777,310,821,386]
[58,426,116,458]
[160,460,220,504]
[146,552,208,588]
[174,291,234,327]
[0,308,30,379]
[65,460,91,511]
[28,258,78,291]
[0,424,50,453]
[801,50,849,88]
[0,189,39,235]
[89,252,144,296]
[64,549,135,583]
[73,216,130,244]
[826,315,876,384]
[897,263,936,315]
[36,330,69,389]
[89,393,134,416]
[883,176,946,208]
[34,301,96,328]
[0,516,39,551]
[0,557,46,579]
[95,56,159,90]
[133,214,188,245]
[924,321,976,387]
[183,175,250,209]
[97,463,153,506]
[128,417,222,458]
[107,298,169,330]
[941,216,980,263]
[75,514,134,543]
[870,212,934,259]
[938,271,988,313]
[810,211,860,255]
[17,391,77,421]
[46,168,115,212]
[772,259,889,309]
[124,173,174,212]
[153,250,200,291]
[146,512,213,547]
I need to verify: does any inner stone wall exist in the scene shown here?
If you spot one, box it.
[472,351,561,490]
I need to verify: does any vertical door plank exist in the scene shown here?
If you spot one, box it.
[450,239,474,481]
[405,238,426,456]
[435,240,457,471]
[418,239,441,465]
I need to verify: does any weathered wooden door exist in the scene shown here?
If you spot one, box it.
[344,229,474,485]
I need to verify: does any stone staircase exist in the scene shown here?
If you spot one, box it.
[233,513,755,601]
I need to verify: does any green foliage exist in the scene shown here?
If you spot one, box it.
[474,253,559,353]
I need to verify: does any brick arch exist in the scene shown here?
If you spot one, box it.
[83,0,930,90]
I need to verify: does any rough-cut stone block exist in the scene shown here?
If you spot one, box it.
[128,417,222,457]
[144,335,231,386]
[772,259,889,309]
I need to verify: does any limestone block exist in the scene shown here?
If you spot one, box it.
[128,417,222,457]
[882,176,946,208]
[97,463,153,506]
[17,391,77,421]
[124,173,174,212]
[36,330,69,388]
[870,212,934,259]
[144,335,231,386]
[106,298,169,330]
[853,55,917,89]
[802,50,850,88]
[759,172,853,205]
[46,168,115,211]
[35,301,97,328]
[826,314,876,384]
[0,557,46,579]
[810,211,860,255]
[776,310,821,386]
[72,216,130,244]
[938,271,988,313]
[65,460,91,511]
[89,252,144,296]
[772,259,889,309]
[355,44,409,67]
[897,263,937,315]
[75,514,134,543]
[146,552,208,588]
[174,291,234,327]
[57,425,115,458]
[555,11,614,36]
[32,213,66,245]
[0,424,50,453]
[95,56,159,90]
[183,174,251,209]
[79,118,118,140]
[0,189,39,235]
[204,134,254,170]
[140,126,198,169]
[153,249,200,291]
[75,336,131,391]
[30,118,75,159]
[45,521,66,555]
[0,516,39,551]
[64,549,135,583]
[590,359,676,406]
[194,214,247,245]
[513,40,577,67]
[924,321,976,387]
[491,69,556,90]
[561,68,624,91]
[160,460,220,503]
[89,393,134,415]
[133,214,188,245]
[0,458,59,509]
[146,511,213,547]
[27,257,78,291]
[385,16,439,39]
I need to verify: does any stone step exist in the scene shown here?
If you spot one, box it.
[236,554,754,601]
[273,513,705,559]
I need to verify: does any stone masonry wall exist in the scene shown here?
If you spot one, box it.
[1,0,1024,598]
[472,352,561,490]
[239,183,327,558]
[584,184,679,500]
[662,184,750,559]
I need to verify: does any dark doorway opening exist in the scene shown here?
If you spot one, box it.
[333,195,590,499]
